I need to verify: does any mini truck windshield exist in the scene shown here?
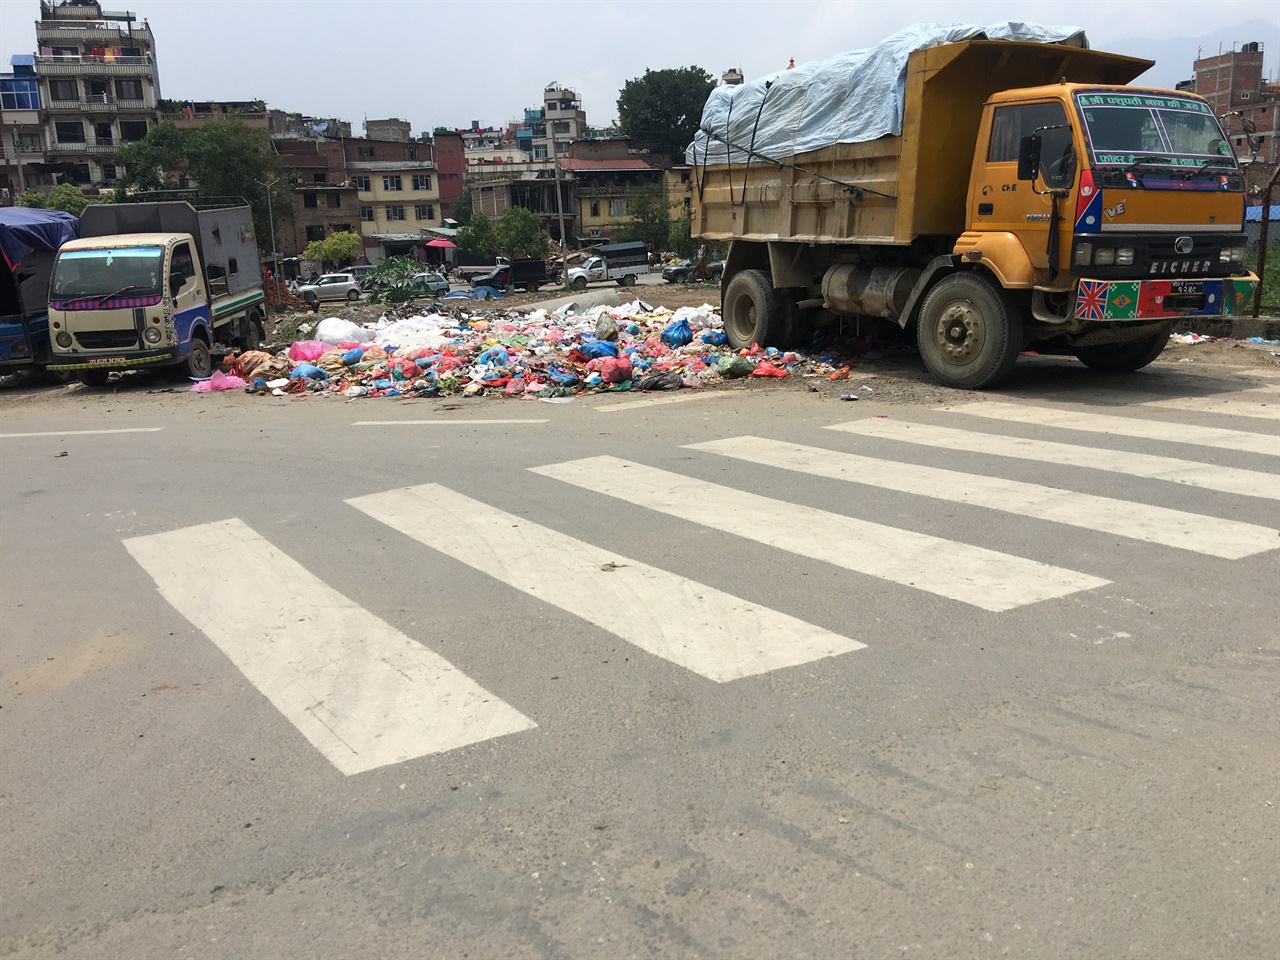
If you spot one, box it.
[52,246,165,299]
[1075,91,1235,169]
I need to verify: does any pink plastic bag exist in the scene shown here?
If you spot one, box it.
[191,370,248,392]
[288,340,330,362]
[598,356,633,383]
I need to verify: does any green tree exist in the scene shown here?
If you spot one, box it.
[303,230,362,269]
[451,188,473,225]
[495,206,548,259]
[456,213,498,258]
[617,66,716,156]
[616,183,671,249]
[15,182,98,217]
[667,214,697,258]
[113,118,290,254]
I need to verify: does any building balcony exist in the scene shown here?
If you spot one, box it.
[47,95,118,113]
[86,141,118,154]
[36,23,152,44]
[34,55,155,77]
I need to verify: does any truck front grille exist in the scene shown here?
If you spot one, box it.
[76,330,138,349]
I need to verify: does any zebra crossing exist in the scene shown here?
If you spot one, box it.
[124,392,1280,775]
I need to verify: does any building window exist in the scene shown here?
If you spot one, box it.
[0,79,39,110]
[305,225,325,242]
[101,163,117,183]
[50,46,77,59]
[609,198,628,217]
[228,258,239,275]
[312,173,325,184]
[407,147,417,160]
[359,146,375,158]
[332,223,352,234]
[415,204,435,221]
[590,200,600,217]
[120,121,149,142]
[303,193,318,208]
[115,78,143,101]
[328,193,341,208]
[553,121,570,134]
[1240,92,1251,100]
[555,141,569,154]
[54,120,85,144]
[386,205,405,221]
[412,174,432,190]
[64,163,91,184]
[360,206,374,222]
[49,78,78,101]
[353,175,370,191]
[383,175,402,191]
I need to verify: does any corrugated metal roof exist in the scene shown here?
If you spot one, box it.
[558,158,652,172]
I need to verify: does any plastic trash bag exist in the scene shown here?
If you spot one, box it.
[751,361,788,377]
[701,330,728,345]
[288,340,332,362]
[661,318,693,347]
[598,356,633,383]
[595,316,620,342]
[579,340,620,359]
[341,348,365,366]
[289,362,327,380]
[315,317,373,345]
[636,370,684,391]
[191,370,247,392]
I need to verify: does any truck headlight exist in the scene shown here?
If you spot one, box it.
[1220,246,1245,263]
[56,331,73,347]
[1094,247,1116,266]
[1115,247,1135,266]
[1073,242,1092,266]
[144,327,162,344]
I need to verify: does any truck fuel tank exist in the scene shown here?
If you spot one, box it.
[821,264,922,319]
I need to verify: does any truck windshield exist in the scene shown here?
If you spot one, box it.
[51,247,164,300]
[1075,91,1235,169]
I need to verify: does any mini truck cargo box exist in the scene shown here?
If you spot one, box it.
[688,22,1257,388]
[48,200,266,386]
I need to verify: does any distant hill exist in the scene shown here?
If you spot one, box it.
[1112,19,1280,88]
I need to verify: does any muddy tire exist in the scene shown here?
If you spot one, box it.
[238,313,263,351]
[77,369,110,388]
[723,269,782,349]
[185,337,213,379]
[573,276,587,291]
[620,274,636,287]
[917,272,1023,389]
[1074,323,1174,373]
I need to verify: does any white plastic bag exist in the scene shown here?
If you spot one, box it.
[315,316,374,345]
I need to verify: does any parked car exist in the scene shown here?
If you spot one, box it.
[662,258,724,283]
[297,273,362,302]
[412,271,450,296]
[347,264,375,282]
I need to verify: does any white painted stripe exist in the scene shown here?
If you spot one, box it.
[691,436,1278,560]
[124,519,535,775]
[352,419,549,426]
[0,427,163,439]
[1098,222,1241,232]
[531,457,1108,612]
[347,485,864,682]
[595,392,735,413]
[946,401,1280,457]
[828,419,1280,501]
[1141,386,1280,421]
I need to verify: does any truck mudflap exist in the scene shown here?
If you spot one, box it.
[1073,275,1257,321]
[47,348,178,372]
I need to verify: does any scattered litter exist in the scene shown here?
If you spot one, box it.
[191,370,247,392]
[840,393,860,401]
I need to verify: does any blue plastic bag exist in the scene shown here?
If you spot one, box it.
[701,330,728,346]
[662,318,693,347]
[547,367,580,385]
[290,362,327,380]
[340,348,365,365]
[477,346,509,365]
[579,340,619,359]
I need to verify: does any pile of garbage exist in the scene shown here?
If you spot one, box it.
[204,299,864,400]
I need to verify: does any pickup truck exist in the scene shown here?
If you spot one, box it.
[47,200,266,386]
[470,258,549,293]
[453,255,509,281]
[0,207,79,381]
[567,241,650,289]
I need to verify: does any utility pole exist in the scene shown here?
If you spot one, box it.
[256,176,281,308]
[551,125,569,287]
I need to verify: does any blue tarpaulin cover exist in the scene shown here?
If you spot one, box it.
[687,22,1086,166]
[0,207,80,271]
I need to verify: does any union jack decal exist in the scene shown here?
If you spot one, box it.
[1075,280,1109,320]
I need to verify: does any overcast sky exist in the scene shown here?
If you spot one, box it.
[3,0,1278,134]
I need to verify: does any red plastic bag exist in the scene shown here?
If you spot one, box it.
[751,361,788,378]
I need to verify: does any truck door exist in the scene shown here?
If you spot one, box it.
[972,101,1077,276]
[168,242,206,345]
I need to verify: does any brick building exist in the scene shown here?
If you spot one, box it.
[1192,42,1278,165]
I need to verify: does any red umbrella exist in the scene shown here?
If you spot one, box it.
[425,237,457,248]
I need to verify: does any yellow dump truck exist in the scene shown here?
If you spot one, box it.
[689,24,1258,388]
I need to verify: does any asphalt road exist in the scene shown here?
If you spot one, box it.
[2,357,1278,958]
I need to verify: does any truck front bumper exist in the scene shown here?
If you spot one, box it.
[47,348,179,372]
[1073,274,1257,321]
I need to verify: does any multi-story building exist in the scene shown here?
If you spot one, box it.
[364,117,411,142]
[26,0,161,192]
[274,137,354,257]
[531,84,587,160]
[1,56,44,201]
[161,99,269,132]
[1192,42,1278,165]
[432,130,465,221]
[345,136,441,261]
[564,140,658,243]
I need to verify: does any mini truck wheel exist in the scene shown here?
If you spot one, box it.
[722,269,782,349]
[916,272,1023,389]
[184,336,212,379]
[573,276,587,290]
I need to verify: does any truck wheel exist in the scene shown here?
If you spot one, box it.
[723,269,782,349]
[527,283,539,293]
[239,316,263,351]
[185,337,213,379]
[621,274,636,287]
[78,369,110,387]
[573,276,587,291]
[1074,323,1174,373]
[917,272,1022,389]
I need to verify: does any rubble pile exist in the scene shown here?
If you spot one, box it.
[263,282,307,310]
[209,299,882,400]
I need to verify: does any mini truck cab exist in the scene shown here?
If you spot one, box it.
[47,200,265,386]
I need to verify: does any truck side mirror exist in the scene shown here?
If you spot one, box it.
[1017,135,1041,181]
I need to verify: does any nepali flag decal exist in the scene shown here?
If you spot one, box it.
[1075,279,1109,320]
[1074,170,1102,234]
